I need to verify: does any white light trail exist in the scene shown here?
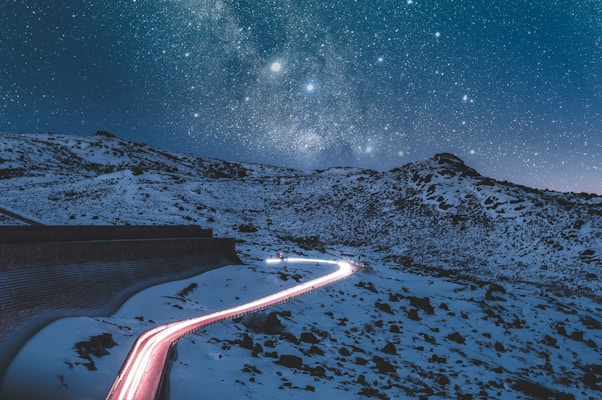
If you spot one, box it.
[106,257,362,400]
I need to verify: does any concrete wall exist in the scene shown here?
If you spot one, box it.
[0,226,242,381]
[0,225,212,244]
[0,237,237,269]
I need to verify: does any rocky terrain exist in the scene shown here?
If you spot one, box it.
[0,131,601,399]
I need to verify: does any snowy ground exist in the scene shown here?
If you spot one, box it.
[1,248,335,400]
[3,244,601,400]
[1,133,601,399]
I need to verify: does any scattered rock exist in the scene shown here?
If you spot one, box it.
[494,341,506,352]
[355,357,369,366]
[542,335,557,347]
[73,333,117,371]
[373,356,396,374]
[308,345,325,356]
[429,354,447,363]
[381,342,397,355]
[300,331,319,344]
[277,354,303,369]
[310,365,326,378]
[279,332,299,345]
[410,296,435,315]
[339,347,351,357]
[375,301,395,315]
[485,283,506,301]
[512,379,575,400]
[356,281,379,294]
[238,333,254,350]
[408,308,421,321]
[446,332,466,345]
[581,316,601,330]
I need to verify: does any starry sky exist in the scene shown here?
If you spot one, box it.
[1,1,601,193]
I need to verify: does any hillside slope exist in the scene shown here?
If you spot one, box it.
[1,132,601,399]
[1,132,600,296]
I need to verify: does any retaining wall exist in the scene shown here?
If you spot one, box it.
[0,226,242,382]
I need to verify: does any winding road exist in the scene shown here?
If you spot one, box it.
[105,257,363,400]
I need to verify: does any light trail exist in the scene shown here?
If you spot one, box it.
[106,257,362,400]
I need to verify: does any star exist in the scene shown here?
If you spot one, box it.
[270,61,282,73]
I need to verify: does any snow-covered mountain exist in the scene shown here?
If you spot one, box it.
[1,131,601,399]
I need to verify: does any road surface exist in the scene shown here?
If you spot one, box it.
[106,257,362,400]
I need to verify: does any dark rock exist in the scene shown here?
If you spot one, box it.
[339,347,351,357]
[410,296,435,315]
[556,323,568,337]
[300,331,319,344]
[512,379,575,400]
[581,316,602,329]
[310,365,326,378]
[486,283,506,301]
[542,335,557,347]
[381,342,397,355]
[375,301,395,315]
[408,308,421,321]
[279,332,299,345]
[435,373,450,387]
[252,343,263,357]
[356,281,379,294]
[428,354,447,363]
[355,357,369,366]
[434,153,480,178]
[389,324,401,333]
[240,311,284,334]
[238,224,258,233]
[446,332,465,344]
[583,373,600,390]
[131,166,144,176]
[358,387,391,399]
[305,385,316,392]
[357,374,368,386]
[494,341,506,352]
[419,332,437,344]
[73,333,117,372]
[583,364,602,390]
[94,130,116,138]
[309,345,325,356]
[373,356,396,374]
[277,354,303,369]
[239,333,254,350]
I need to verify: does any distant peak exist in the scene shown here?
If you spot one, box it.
[432,153,480,178]
[93,130,117,138]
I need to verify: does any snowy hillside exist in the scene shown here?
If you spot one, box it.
[1,131,601,399]
[1,132,600,295]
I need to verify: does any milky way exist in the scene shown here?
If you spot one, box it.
[1,1,601,193]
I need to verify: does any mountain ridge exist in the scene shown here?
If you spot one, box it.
[2,131,602,399]
[0,131,601,298]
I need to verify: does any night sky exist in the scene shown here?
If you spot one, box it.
[1,1,601,193]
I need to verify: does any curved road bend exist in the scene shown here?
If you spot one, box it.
[106,257,363,400]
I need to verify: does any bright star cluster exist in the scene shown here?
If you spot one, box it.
[1,1,601,193]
